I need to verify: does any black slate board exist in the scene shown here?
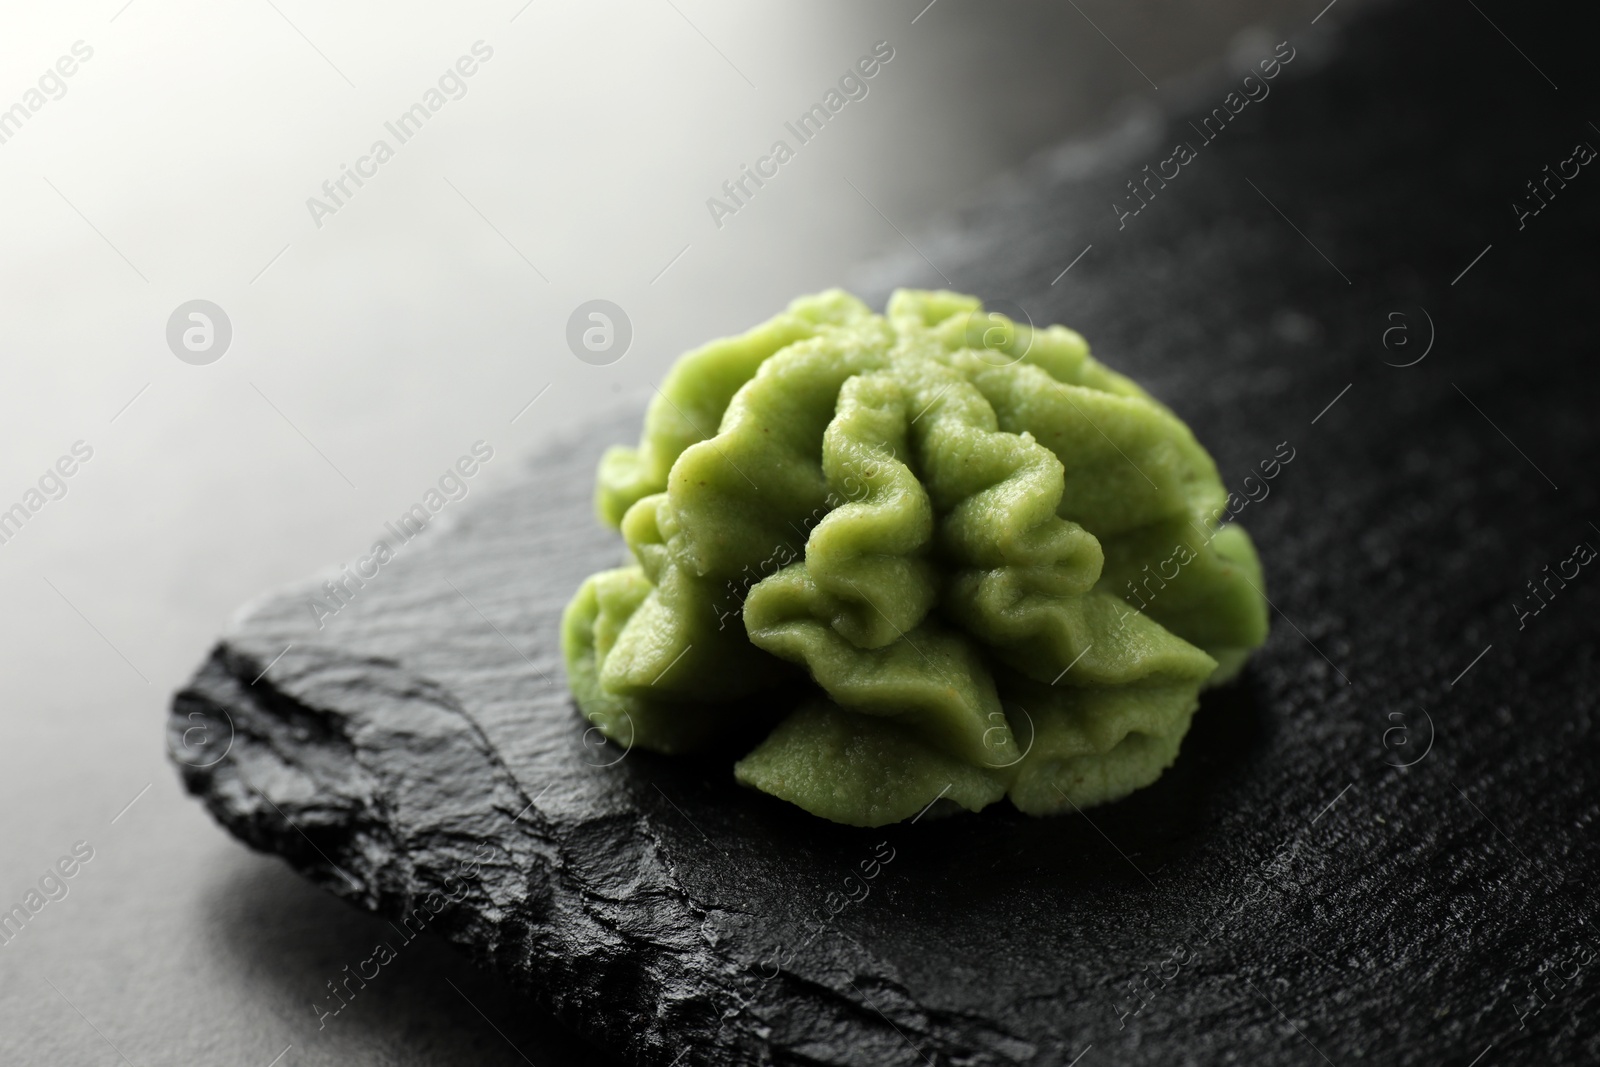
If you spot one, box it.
[171,2,1600,1063]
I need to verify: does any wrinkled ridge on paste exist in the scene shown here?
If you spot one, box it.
[561,290,1268,826]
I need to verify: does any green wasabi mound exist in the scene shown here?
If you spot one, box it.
[561,289,1269,826]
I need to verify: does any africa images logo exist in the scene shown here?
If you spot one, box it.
[705,41,895,229]
[0,41,94,149]
[305,42,494,229]
[307,441,495,628]
[166,300,233,365]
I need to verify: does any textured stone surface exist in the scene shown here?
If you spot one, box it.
[171,2,1600,1063]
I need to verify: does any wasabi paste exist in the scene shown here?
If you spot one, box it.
[561,290,1268,826]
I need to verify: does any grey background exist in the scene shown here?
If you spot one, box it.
[1,2,1331,1062]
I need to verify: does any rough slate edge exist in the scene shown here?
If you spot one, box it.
[170,2,1600,1065]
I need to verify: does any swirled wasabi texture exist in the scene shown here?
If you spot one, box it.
[561,290,1268,826]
